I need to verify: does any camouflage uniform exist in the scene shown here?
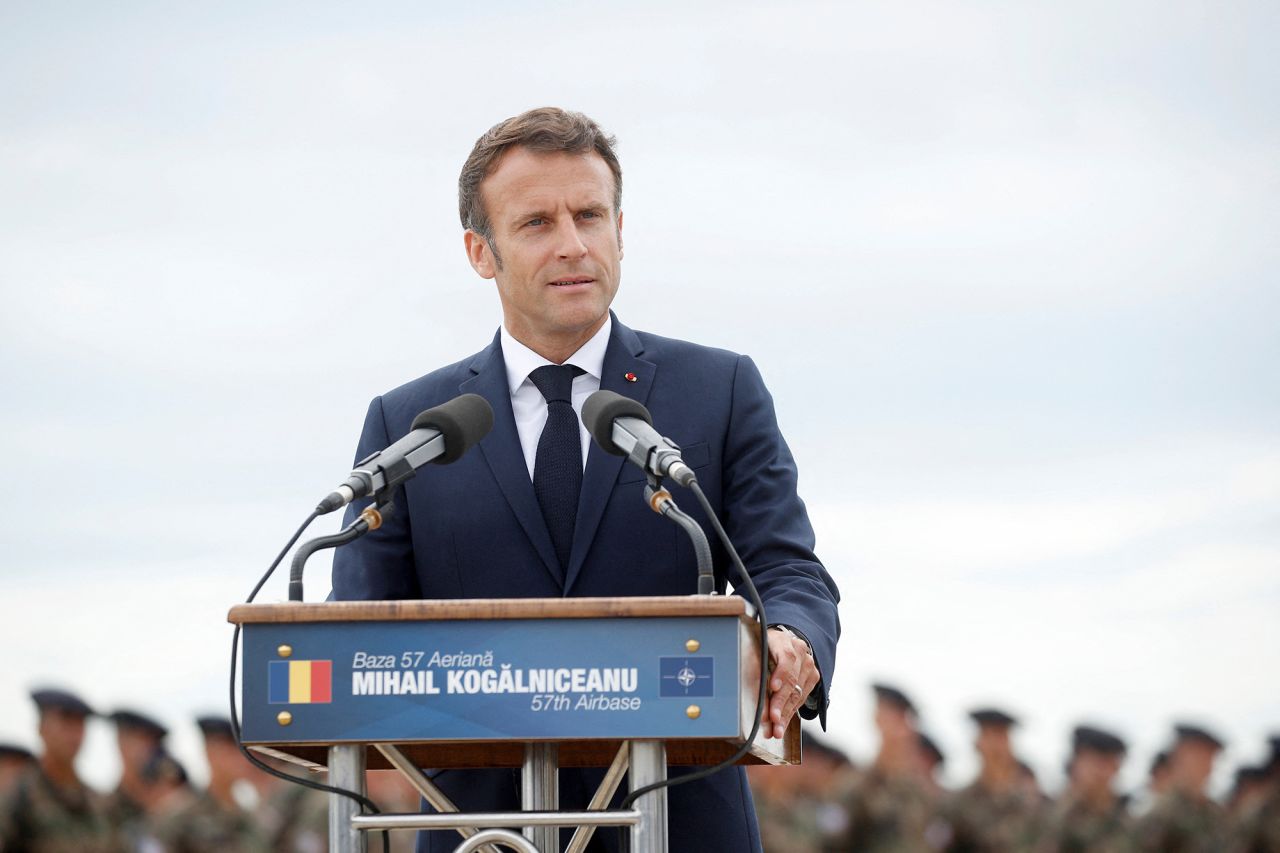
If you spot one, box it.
[833,766,936,852]
[755,786,829,853]
[1134,788,1227,853]
[1230,784,1280,853]
[257,781,330,853]
[0,765,120,853]
[943,782,1044,852]
[103,787,149,851]
[150,790,269,853]
[1035,795,1134,853]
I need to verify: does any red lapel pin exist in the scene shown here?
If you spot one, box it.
[624,372,638,383]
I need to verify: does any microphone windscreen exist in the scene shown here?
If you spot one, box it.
[581,390,652,456]
[411,394,495,464]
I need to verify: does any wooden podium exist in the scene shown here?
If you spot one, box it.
[229,596,798,853]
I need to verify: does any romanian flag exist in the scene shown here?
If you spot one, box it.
[268,660,332,704]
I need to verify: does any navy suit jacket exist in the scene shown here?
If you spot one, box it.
[332,315,840,852]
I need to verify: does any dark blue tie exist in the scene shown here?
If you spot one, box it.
[529,364,586,571]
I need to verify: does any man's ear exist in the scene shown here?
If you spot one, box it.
[464,230,497,279]
[617,210,624,261]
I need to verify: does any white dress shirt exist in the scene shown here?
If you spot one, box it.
[500,316,611,479]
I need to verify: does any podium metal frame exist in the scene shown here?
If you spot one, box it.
[229,597,799,853]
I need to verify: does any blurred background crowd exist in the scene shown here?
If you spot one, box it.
[3,682,1277,852]
[0,687,420,852]
[749,684,1280,852]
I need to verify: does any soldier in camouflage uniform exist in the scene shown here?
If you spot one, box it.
[0,687,120,853]
[132,748,195,850]
[1134,724,1228,852]
[751,762,828,853]
[151,716,269,853]
[917,732,955,850]
[102,708,168,850]
[0,744,36,800]
[831,684,937,853]
[916,732,946,797]
[751,729,856,853]
[254,756,330,853]
[1230,735,1280,853]
[1146,750,1171,802]
[1228,766,1270,823]
[942,708,1044,852]
[1036,725,1134,853]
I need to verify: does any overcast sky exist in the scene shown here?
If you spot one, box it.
[1,0,1277,799]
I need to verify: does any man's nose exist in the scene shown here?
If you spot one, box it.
[554,220,589,260]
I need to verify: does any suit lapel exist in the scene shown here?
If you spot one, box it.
[564,320,655,594]
[460,332,565,587]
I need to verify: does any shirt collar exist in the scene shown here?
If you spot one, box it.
[499,315,612,396]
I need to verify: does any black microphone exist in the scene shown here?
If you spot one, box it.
[581,390,697,488]
[316,393,494,514]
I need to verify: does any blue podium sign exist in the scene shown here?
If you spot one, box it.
[240,614,745,744]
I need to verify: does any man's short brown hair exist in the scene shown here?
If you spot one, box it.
[458,107,622,241]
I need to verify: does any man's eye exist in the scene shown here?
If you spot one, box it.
[526,218,545,227]
[579,211,599,219]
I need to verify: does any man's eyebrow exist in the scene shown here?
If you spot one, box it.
[508,200,610,226]
[510,208,552,225]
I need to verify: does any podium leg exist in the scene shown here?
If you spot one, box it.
[329,744,367,853]
[522,743,559,852]
[628,741,668,853]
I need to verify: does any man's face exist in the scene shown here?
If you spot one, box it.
[1172,740,1218,793]
[873,700,915,747]
[205,737,252,783]
[976,725,1013,764]
[465,147,623,352]
[1071,749,1122,796]
[116,727,160,776]
[38,708,86,764]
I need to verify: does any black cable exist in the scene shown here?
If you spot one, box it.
[644,483,715,595]
[618,480,770,812]
[288,514,374,601]
[228,510,390,853]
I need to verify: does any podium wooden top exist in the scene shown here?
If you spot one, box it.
[228,595,751,625]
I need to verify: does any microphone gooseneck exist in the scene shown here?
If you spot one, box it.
[287,504,388,601]
[645,485,716,595]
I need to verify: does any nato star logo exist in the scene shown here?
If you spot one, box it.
[660,657,714,697]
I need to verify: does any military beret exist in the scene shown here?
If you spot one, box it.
[1174,724,1225,750]
[30,688,95,717]
[1072,725,1127,755]
[1235,765,1267,786]
[918,732,945,766]
[142,748,189,786]
[195,716,235,741]
[0,743,35,762]
[109,709,168,740]
[969,708,1018,728]
[872,683,916,714]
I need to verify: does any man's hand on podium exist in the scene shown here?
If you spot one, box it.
[758,625,819,739]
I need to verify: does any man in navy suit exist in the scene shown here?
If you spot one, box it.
[332,107,840,852]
